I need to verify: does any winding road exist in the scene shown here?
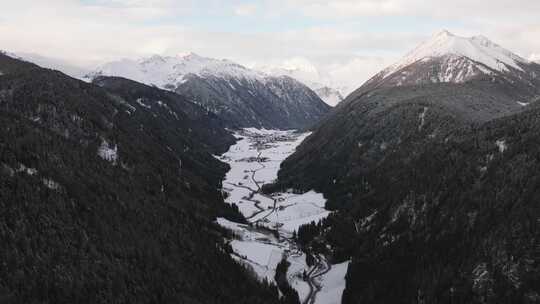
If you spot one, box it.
[303,255,332,304]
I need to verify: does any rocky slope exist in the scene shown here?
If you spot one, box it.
[87,53,331,129]
[0,53,282,303]
[274,31,540,303]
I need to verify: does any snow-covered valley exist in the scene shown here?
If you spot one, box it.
[216,129,349,304]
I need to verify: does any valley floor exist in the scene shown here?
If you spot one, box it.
[216,129,349,304]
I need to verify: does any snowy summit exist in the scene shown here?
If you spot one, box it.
[387,30,528,75]
[87,52,264,89]
[364,30,534,88]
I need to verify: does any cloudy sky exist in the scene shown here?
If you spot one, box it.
[1,0,539,92]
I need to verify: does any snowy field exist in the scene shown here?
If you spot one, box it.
[218,129,329,232]
[216,128,348,304]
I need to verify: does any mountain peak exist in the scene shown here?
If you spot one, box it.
[176,51,199,58]
[401,31,527,73]
[434,29,454,38]
[91,53,265,89]
[371,30,531,86]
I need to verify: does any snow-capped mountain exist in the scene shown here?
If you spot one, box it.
[276,33,540,303]
[256,63,345,106]
[312,86,344,107]
[88,53,330,129]
[362,30,539,91]
[87,53,262,88]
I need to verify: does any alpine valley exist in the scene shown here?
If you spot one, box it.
[1,26,539,304]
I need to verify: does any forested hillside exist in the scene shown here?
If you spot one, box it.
[274,32,540,303]
[275,88,540,303]
[0,54,281,303]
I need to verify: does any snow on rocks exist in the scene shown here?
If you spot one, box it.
[382,30,527,79]
[88,53,264,90]
[366,30,532,88]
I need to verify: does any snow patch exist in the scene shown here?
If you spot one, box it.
[98,139,118,164]
[313,261,350,304]
[17,164,37,175]
[42,178,61,190]
[418,107,428,131]
[517,101,530,106]
[495,139,507,153]
[135,98,151,109]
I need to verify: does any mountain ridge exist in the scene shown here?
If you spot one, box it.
[359,30,540,95]
[87,53,331,130]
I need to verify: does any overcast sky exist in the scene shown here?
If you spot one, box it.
[1,0,539,91]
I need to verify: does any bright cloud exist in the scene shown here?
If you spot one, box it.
[0,0,538,91]
[234,4,258,16]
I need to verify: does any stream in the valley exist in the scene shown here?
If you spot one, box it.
[216,128,349,304]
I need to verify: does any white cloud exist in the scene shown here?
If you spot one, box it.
[326,56,397,94]
[0,0,539,92]
[279,0,540,20]
[234,4,258,16]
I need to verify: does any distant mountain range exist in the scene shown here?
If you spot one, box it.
[2,51,332,129]
[275,31,540,303]
[86,53,331,129]
[255,63,347,106]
